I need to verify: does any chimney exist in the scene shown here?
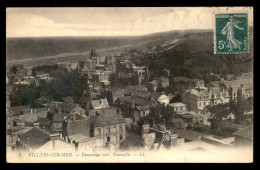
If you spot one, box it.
[101,99,104,106]
[168,131,178,149]
[26,136,30,150]
[50,133,59,141]
[33,122,39,128]
[53,140,55,150]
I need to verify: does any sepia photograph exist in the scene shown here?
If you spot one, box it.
[6,7,253,163]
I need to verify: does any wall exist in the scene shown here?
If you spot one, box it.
[95,123,126,146]
[67,118,91,137]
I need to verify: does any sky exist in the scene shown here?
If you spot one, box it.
[6,7,253,37]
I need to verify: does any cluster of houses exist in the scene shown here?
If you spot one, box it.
[6,49,253,153]
[6,64,55,86]
[6,94,127,152]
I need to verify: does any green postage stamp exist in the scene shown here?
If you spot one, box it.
[214,13,248,54]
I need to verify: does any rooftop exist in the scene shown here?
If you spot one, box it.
[169,102,186,108]
[90,108,125,127]
[233,124,253,140]
[35,139,75,152]
[91,98,109,109]
[175,129,210,141]
[19,127,50,149]
[69,134,101,143]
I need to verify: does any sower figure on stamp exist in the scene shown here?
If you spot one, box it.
[221,16,244,51]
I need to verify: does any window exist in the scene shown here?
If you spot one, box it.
[119,126,123,132]
[97,128,101,136]
[113,126,116,133]
[120,135,123,140]
[107,127,110,134]
[113,136,116,142]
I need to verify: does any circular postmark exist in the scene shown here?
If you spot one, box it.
[219,53,253,64]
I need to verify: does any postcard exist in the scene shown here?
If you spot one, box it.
[6,7,253,163]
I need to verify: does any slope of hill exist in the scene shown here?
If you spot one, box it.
[6,28,253,77]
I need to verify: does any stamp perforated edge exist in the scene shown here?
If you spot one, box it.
[213,10,250,55]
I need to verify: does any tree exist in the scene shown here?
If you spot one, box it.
[101,90,113,106]
[156,86,165,93]
[205,103,230,118]
[74,72,90,109]
[170,94,182,103]
[10,65,17,75]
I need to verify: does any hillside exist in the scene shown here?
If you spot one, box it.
[6,28,253,77]
[140,27,253,84]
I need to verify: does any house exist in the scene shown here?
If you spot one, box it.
[17,127,50,151]
[141,124,179,150]
[157,94,170,106]
[132,90,151,98]
[89,49,99,64]
[168,102,187,114]
[210,78,253,102]
[192,112,212,126]
[71,104,86,117]
[62,112,91,141]
[19,113,39,126]
[90,98,109,110]
[237,84,253,100]
[14,76,35,85]
[173,77,205,94]
[49,102,84,115]
[8,127,33,150]
[114,96,131,108]
[122,96,154,116]
[51,112,67,134]
[67,134,104,152]
[24,66,32,76]
[35,71,53,85]
[23,107,49,119]
[182,87,230,112]
[8,105,31,126]
[57,62,70,69]
[109,87,125,104]
[131,66,149,85]
[39,118,52,131]
[90,107,126,147]
[35,135,75,152]
[133,105,151,122]
[33,96,50,107]
[233,124,253,147]
[150,92,162,101]
[123,85,149,98]
[175,129,210,143]
[92,70,110,86]
[148,80,159,92]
